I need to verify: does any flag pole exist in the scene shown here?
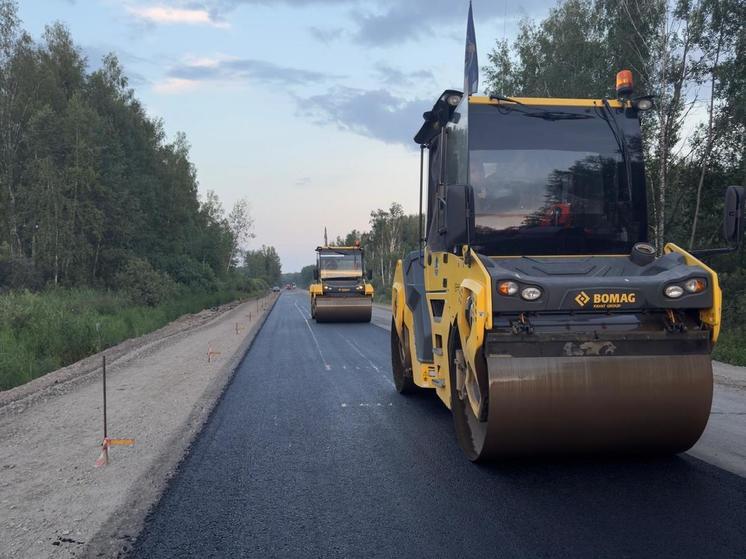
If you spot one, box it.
[464,0,479,96]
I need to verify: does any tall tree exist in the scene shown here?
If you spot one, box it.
[227,198,254,271]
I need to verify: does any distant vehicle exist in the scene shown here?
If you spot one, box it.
[310,243,373,322]
[285,284,293,290]
[272,286,280,292]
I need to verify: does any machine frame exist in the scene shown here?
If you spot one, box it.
[391,88,744,460]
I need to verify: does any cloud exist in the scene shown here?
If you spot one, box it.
[152,54,342,94]
[308,26,345,44]
[180,0,551,45]
[153,77,200,94]
[300,87,429,147]
[160,54,342,90]
[348,0,551,46]
[126,5,230,28]
[375,64,434,88]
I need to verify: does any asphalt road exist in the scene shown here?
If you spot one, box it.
[134,291,746,558]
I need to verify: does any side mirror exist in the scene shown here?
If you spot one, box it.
[435,183,474,252]
[724,185,745,246]
[366,269,373,281]
[313,268,320,281]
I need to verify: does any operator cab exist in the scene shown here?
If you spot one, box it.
[316,246,364,280]
[417,88,651,258]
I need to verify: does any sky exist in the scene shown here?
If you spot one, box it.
[19,0,555,272]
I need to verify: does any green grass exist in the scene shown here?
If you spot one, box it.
[713,328,746,366]
[372,287,391,304]
[0,287,262,390]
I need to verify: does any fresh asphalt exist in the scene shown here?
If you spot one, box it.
[133,291,746,558]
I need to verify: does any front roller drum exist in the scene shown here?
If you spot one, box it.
[314,296,372,323]
[452,353,713,460]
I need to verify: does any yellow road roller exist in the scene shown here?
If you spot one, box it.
[390,73,744,460]
[310,244,374,322]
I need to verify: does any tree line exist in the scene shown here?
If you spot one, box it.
[244,245,282,288]
[0,1,280,300]
[485,0,743,254]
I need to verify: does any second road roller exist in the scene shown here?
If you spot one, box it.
[310,243,374,322]
[390,61,744,459]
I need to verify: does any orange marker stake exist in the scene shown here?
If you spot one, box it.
[207,345,222,363]
[95,356,136,467]
[107,438,135,447]
[95,437,135,467]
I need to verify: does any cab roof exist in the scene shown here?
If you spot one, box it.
[414,90,626,145]
[316,246,362,252]
[469,95,624,108]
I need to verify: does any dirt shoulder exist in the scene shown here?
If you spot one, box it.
[0,293,278,559]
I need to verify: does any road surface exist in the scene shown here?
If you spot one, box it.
[134,291,746,558]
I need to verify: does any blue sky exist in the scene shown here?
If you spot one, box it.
[20,0,553,272]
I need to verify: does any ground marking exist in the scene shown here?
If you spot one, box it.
[344,338,396,389]
[294,301,331,370]
[294,301,312,320]
[341,402,393,408]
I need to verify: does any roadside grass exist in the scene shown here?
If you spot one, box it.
[0,287,261,391]
[713,328,746,366]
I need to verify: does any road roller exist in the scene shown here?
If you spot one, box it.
[310,243,374,322]
[390,73,745,460]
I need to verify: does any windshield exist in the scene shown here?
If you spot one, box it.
[468,103,646,256]
[318,251,363,279]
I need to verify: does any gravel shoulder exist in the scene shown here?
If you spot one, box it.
[0,293,278,559]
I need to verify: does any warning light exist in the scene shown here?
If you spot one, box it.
[684,278,706,293]
[498,281,518,296]
[616,70,634,98]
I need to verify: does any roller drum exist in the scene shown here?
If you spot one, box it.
[453,354,713,460]
[314,296,372,323]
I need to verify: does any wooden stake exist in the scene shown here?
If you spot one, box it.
[102,356,107,440]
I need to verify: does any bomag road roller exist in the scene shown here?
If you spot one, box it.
[390,72,745,461]
[310,243,374,322]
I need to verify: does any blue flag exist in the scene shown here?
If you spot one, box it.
[464,1,478,95]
